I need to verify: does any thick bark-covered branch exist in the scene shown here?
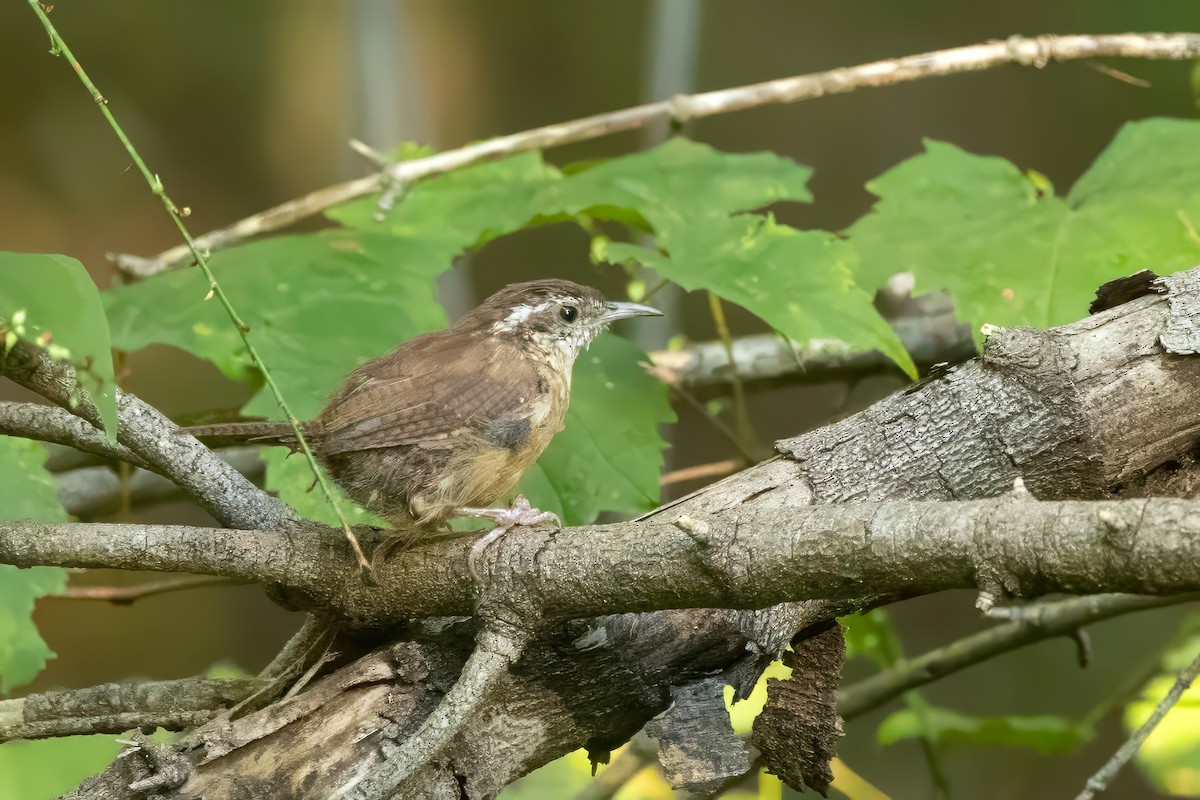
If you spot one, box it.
[4,496,1199,624]
[112,32,1200,276]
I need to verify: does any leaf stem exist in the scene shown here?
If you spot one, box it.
[706,292,757,458]
[26,1,368,568]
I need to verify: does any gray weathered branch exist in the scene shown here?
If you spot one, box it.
[55,447,264,519]
[0,341,293,531]
[0,677,262,744]
[4,496,1200,625]
[0,401,149,470]
[112,32,1200,276]
[648,290,973,387]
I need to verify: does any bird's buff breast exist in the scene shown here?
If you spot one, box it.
[434,369,568,510]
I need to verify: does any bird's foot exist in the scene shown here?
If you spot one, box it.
[460,495,562,529]
[461,496,562,581]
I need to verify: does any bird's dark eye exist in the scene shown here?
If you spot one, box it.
[559,305,578,323]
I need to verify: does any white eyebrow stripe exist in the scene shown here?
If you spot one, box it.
[493,301,553,331]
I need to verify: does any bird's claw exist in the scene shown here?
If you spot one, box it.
[463,496,561,581]
[463,495,561,529]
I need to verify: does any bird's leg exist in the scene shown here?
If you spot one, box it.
[460,494,562,528]
[460,495,562,580]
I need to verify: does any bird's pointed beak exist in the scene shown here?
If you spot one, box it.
[600,301,663,324]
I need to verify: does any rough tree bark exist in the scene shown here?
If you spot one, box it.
[2,268,1200,799]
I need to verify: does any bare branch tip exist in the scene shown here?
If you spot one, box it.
[1071,628,1093,669]
[671,514,709,537]
[976,590,997,614]
[1008,476,1033,499]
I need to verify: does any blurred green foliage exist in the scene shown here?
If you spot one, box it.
[0,437,67,694]
[878,705,1093,755]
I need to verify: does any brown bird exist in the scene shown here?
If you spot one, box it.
[187,279,661,569]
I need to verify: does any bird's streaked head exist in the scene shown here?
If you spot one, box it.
[458,279,661,360]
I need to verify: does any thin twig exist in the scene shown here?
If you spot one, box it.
[219,617,338,721]
[259,616,337,683]
[659,458,742,487]
[839,594,1200,720]
[0,400,150,471]
[109,32,1200,276]
[57,575,247,604]
[1077,647,1200,799]
[27,1,368,569]
[1087,61,1153,87]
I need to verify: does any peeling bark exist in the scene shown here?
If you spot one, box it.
[753,622,846,796]
[644,677,750,798]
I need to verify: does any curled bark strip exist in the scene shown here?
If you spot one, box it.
[753,622,846,797]
[643,676,750,797]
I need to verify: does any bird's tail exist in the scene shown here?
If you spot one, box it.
[184,420,318,449]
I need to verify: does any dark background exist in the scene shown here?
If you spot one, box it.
[2,2,1198,797]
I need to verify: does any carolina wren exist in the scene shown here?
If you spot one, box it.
[188,279,661,556]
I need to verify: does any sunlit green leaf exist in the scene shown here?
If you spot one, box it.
[614,220,914,379]
[105,230,449,420]
[0,252,117,436]
[850,118,1200,334]
[539,140,915,378]
[327,151,563,255]
[878,705,1093,754]
[0,437,68,693]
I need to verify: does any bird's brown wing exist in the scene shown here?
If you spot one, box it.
[317,330,540,457]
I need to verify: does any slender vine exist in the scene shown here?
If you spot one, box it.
[26,0,369,568]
